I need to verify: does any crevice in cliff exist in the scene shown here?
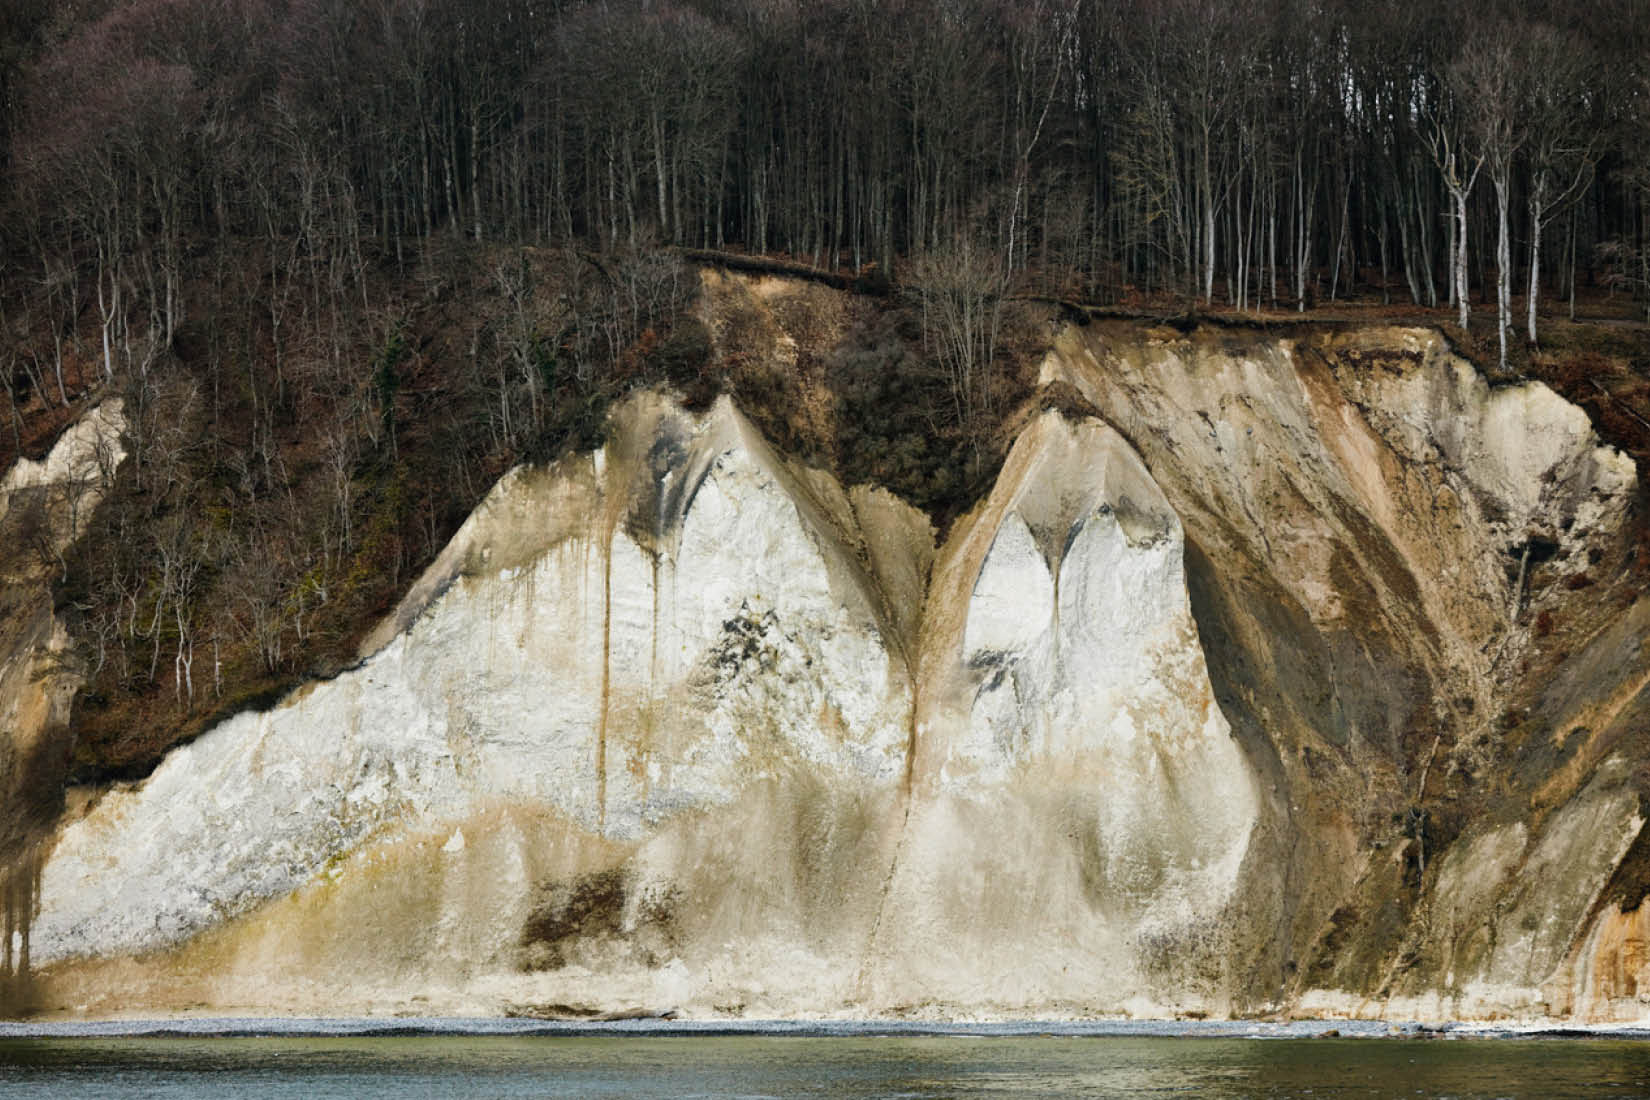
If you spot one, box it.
[642,552,662,804]
[0,841,43,1015]
[853,797,913,1008]
[596,531,613,835]
[849,489,938,1005]
[852,605,925,1007]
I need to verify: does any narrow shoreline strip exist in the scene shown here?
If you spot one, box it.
[3,1018,1649,1041]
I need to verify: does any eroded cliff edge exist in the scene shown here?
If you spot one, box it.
[5,296,1648,1023]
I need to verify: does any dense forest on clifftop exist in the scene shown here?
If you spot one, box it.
[4,0,1650,310]
[1,0,1649,776]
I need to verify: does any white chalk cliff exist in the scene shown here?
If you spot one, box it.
[25,387,1260,1017]
[9,305,1650,1024]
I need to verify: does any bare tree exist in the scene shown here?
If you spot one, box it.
[1627,64,1650,322]
[1520,26,1598,344]
[1000,0,1078,276]
[1451,26,1523,369]
[908,234,1008,426]
[1423,77,1485,331]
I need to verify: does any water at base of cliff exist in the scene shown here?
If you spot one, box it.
[3,1033,1650,1098]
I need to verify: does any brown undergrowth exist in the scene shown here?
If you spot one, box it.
[6,247,1645,783]
[4,244,1051,780]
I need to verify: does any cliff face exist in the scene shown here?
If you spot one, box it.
[1040,323,1643,1020]
[0,403,124,1007]
[4,291,1648,1023]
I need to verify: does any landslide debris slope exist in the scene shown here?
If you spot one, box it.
[3,275,1648,1023]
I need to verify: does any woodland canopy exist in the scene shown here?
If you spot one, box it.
[3,0,1648,319]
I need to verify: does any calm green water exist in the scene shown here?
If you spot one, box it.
[2,1035,1649,1098]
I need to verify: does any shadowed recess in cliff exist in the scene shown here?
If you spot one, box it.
[0,844,43,1015]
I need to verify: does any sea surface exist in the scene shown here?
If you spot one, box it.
[2,1021,1649,1098]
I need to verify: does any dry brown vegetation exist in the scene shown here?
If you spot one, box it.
[11,237,1648,780]
[3,239,1059,778]
[7,242,701,775]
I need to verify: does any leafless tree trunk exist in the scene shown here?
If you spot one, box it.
[909,236,1007,428]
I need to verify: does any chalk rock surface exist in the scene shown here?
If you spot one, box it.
[26,389,1256,1017]
[8,303,1650,1024]
[1040,321,1644,1022]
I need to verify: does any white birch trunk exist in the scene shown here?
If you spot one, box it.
[1495,178,1511,371]
[1453,188,1470,330]
[1527,208,1542,345]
